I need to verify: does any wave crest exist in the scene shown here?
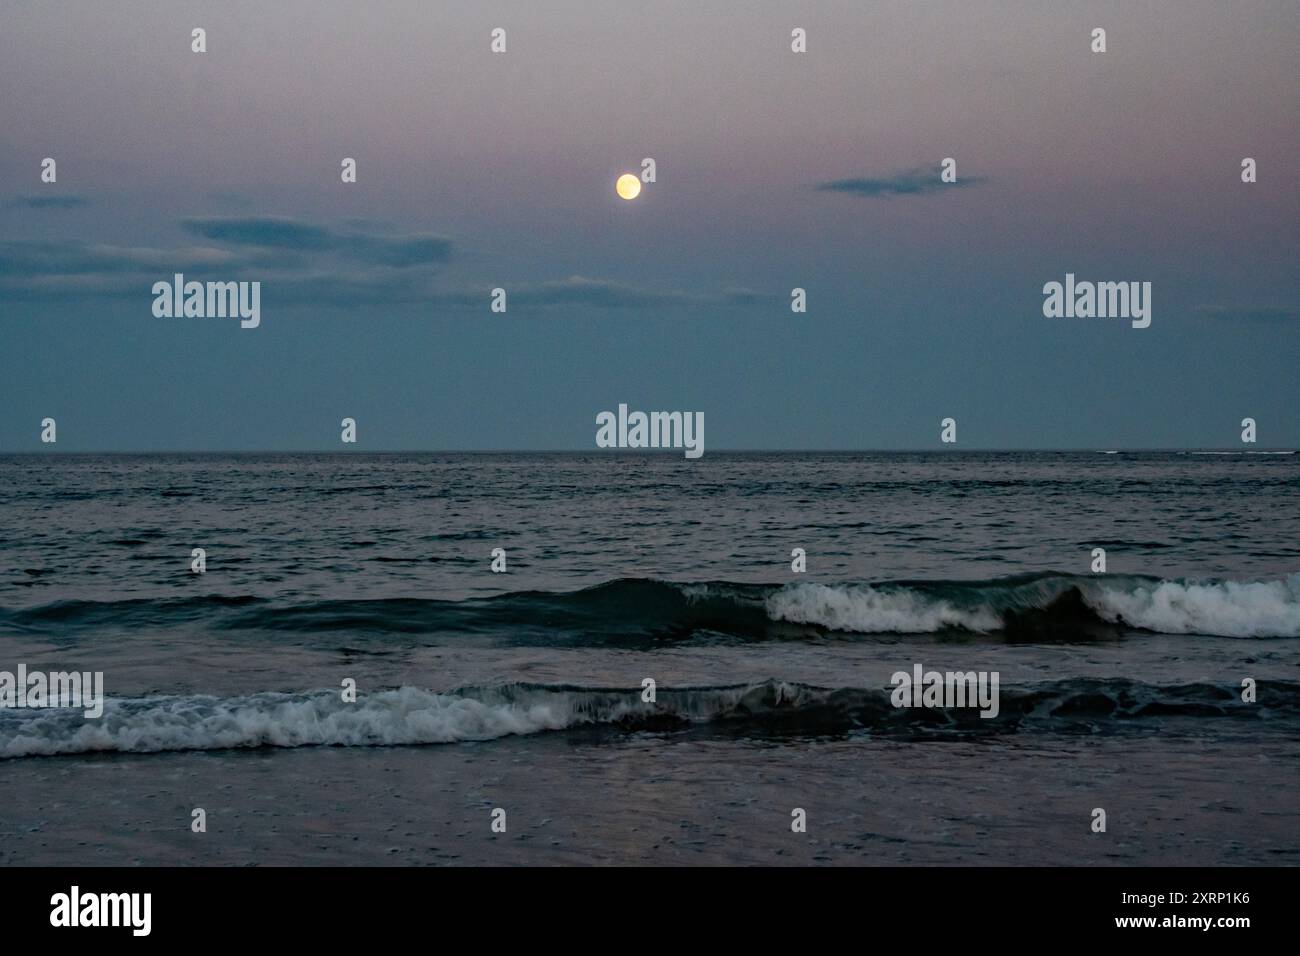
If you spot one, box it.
[4,573,1299,641]
[765,574,1300,638]
[1087,576,1300,637]
[2,678,1296,759]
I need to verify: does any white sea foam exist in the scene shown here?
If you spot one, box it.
[765,582,1003,633]
[763,576,1300,638]
[0,687,572,759]
[0,682,819,759]
[1084,574,1300,637]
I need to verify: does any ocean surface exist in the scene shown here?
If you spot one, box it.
[1,451,1298,865]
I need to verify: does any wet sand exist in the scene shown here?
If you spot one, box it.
[4,730,1296,866]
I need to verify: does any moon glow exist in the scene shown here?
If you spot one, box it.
[616,173,641,200]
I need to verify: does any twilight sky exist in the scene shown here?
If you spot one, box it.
[2,0,1297,450]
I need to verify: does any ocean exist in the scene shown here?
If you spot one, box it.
[1,451,1298,865]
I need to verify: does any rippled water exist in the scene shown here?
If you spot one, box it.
[5,452,1299,605]
[1,452,1297,864]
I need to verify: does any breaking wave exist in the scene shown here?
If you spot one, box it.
[764,573,1300,639]
[4,573,1299,642]
[3,677,1296,759]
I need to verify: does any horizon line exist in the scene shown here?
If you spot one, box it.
[1,448,1296,456]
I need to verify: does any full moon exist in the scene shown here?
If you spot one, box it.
[615,173,641,200]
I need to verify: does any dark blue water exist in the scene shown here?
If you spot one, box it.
[1,452,1297,864]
